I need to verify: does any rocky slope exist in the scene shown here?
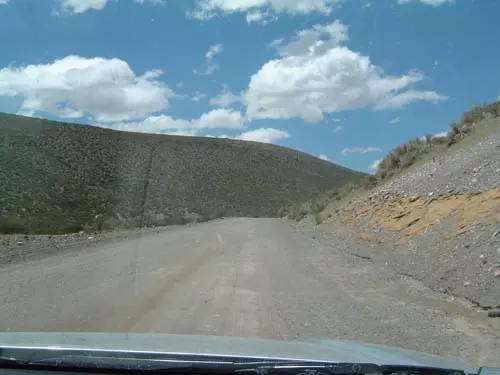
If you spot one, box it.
[298,117,500,310]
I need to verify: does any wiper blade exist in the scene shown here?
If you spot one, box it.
[31,356,237,370]
[0,352,467,375]
[25,357,384,374]
[0,356,30,366]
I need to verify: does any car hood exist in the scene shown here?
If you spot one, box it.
[0,333,479,374]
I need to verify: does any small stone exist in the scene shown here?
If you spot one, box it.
[409,196,419,203]
[428,192,434,197]
[16,241,24,246]
[495,269,500,278]
[492,230,500,239]
[488,310,500,318]
[480,254,485,259]
[463,281,471,287]
[87,236,94,240]
[497,247,500,256]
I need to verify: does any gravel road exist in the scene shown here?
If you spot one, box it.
[1,218,498,366]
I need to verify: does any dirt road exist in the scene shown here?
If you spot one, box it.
[0,218,498,366]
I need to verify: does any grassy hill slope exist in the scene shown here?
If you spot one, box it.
[0,113,365,233]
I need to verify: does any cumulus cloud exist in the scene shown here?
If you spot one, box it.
[397,0,454,6]
[0,0,9,4]
[333,125,343,132]
[319,154,329,161]
[191,0,343,21]
[235,128,290,143]
[389,116,401,124]
[195,43,224,76]
[56,0,163,14]
[341,147,382,156]
[210,86,241,108]
[369,158,382,171]
[0,55,173,122]
[243,21,446,123]
[107,108,244,135]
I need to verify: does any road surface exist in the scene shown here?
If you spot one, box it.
[0,218,498,365]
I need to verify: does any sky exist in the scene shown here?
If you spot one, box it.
[0,0,499,173]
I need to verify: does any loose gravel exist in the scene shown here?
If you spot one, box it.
[295,127,500,311]
[374,132,500,197]
[0,226,180,266]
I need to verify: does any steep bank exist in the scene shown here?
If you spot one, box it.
[294,114,500,309]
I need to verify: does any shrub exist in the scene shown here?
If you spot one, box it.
[375,99,500,179]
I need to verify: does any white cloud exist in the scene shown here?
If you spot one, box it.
[191,0,343,21]
[333,125,343,132]
[341,147,382,156]
[397,0,454,6]
[195,43,224,76]
[369,158,382,171]
[277,20,348,57]
[269,38,285,48]
[191,92,207,102]
[58,0,108,14]
[375,90,447,110]
[206,43,224,61]
[236,128,290,143]
[433,130,448,138]
[107,108,244,135]
[245,9,276,24]
[0,55,172,122]
[197,108,244,129]
[210,86,241,108]
[0,0,9,4]
[243,21,446,123]
[319,154,328,161]
[56,0,163,14]
[389,116,401,124]
[332,118,341,122]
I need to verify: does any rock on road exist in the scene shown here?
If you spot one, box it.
[0,218,498,366]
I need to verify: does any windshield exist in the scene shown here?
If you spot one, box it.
[0,0,499,372]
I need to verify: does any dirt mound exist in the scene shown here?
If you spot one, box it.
[341,189,500,245]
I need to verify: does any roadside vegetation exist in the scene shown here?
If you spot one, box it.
[0,113,364,234]
[376,100,500,180]
[286,100,500,223]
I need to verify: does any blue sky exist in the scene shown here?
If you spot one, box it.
[1,0,499,172]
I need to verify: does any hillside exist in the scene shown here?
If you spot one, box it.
[0,113,365,234]
[293,103,500,310]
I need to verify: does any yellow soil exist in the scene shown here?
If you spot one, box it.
[341,188,500,244]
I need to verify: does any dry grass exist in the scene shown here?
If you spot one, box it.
[376,100,500,179]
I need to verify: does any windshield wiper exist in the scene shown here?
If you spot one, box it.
[1,356,465,375]
[0,355,31,366]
